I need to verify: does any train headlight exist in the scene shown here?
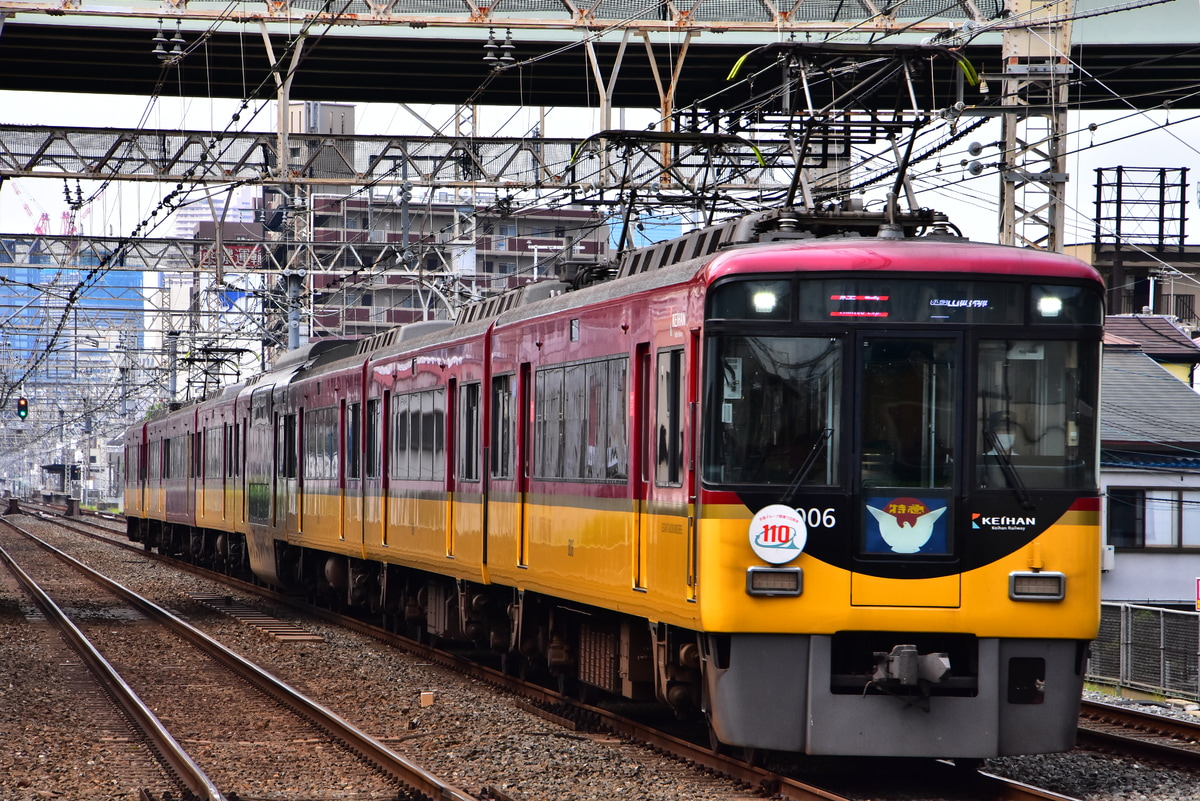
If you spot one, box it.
[1036,295,1063,318]
[752,291,779,314]
[1009,571,1065,601]
[746,567,803,597]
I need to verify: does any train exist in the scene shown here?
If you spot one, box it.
[124,205,1104,760]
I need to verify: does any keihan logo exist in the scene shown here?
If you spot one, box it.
[973,512,1036,531]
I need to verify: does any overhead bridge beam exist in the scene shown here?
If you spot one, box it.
[0,125,794,194]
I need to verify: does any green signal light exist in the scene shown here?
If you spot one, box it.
[17,397,28,419]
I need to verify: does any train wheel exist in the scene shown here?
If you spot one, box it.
[707,722,725,755]
[741,746,765,768]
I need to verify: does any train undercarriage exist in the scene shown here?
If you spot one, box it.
[127,517,705,723]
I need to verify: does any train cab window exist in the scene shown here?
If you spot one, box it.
[976,340,1097,491]
[656,348,685,487]
[365,399,382,479]
[703,337,840,487]
[459,383,481,482]
[345,402,361,480]
[860,339,955,490]
[491,375,515,479]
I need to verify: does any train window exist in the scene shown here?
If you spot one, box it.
[533,356,628,482]
[708,279,791,320]
[976,340,1098,491]
[860,339,954,490]
[491,375,515,479]
[656,349,685,487]
[459,383,482,482]
[392,394,410,477]
[390,390,446,481]
[161,438,172,479]
[303,407,337,481]
[278,413,298,479]
[365,399,382,479]
[205,427,223,479]
[430,390,446,481]
[606,359,629,481]
[703,336,840,487]
[225,423,239,478]
[563,365,586,479]
[536,368,565,479]
[345,402,361,480]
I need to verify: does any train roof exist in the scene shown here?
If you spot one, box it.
[702,237,1104,283]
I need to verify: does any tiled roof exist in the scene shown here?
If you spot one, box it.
[1101,347,1200,446]
[1101,450,1200,470]
[1104,315,1200,361]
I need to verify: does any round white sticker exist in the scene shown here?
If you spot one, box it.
[748,504,807,565]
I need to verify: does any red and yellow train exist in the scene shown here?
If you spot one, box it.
[125,207,1104,759]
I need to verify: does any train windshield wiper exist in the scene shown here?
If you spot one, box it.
[780,428,833,506]
[985,430,1035,510]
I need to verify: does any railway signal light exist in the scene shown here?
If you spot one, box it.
[16,397,28,419]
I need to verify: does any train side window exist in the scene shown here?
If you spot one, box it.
[345,402,361,480]
[392,394,410,479]
[656,348,685,487]
[431,389,446,481]
[491,375,515,479]
[459,383,482,482]
[205,427,222,479]
[193,431,202,478]
[535,368,565,479]
[303,407,336,480]
[606,358,629,481]
[365,399,381,479]
[563,365,586,479]
[278,413,298,479]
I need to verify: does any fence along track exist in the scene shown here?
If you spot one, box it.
[1091,603,1200,702]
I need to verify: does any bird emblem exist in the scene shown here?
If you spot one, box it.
[866,499,947,554]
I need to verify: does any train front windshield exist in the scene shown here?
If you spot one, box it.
[703,277,1101,499]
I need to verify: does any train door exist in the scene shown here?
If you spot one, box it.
[633,345,651,590]
[341,399,363,544]
[518,363,532,567]
[852,334,961,607]
[359,396,384,548]
[223,421,237,523]
[246,387,273,527]
[274,409,299,532]
[637,344,692,597]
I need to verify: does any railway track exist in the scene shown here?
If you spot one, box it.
[11,506,1089,801]
[0,513,478,801]
[1077,698,1200,768]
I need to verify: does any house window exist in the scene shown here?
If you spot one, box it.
[1108,487,1200,547]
